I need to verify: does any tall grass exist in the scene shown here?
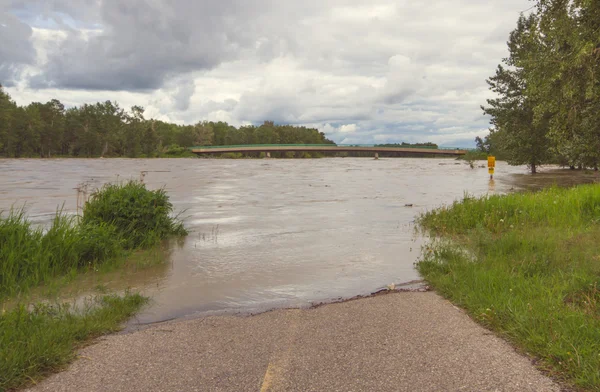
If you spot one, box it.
[418,184,600,390]
[0,293,147,391]
[82,181,187,249]
[0,181,187,298]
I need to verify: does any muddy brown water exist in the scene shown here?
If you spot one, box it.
[1,158,597,324]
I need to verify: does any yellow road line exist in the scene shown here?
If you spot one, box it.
[259,362,276,392]
[258,310,302,392]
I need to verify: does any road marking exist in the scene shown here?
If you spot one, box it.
[259,310,302,392]
[260,363,275,392]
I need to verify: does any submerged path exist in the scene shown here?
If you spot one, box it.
[28,292,560,392]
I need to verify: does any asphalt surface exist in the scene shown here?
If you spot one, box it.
[28,292,561,392]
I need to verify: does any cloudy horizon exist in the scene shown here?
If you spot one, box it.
[1,0,533,147]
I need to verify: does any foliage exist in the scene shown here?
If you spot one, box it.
[482,15,553,174]
[457,150,489,162]
[482,1,600,173]
[161,144,196,157]
[418,184,600,390]
[0,182,186,297]
[82,181,187,249]
[0,293,147,391]
[0,88,335,158]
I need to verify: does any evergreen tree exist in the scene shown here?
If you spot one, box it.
[482,15,552,174]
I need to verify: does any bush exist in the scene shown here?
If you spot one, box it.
[75,222,124,266]
[82,181,187,249]
[162,144,196,157]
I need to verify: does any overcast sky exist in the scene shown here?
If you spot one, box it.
[1,0,533,146]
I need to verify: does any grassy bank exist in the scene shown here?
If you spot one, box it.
[0,293,147,391]
[0,181,187,390]
[417,185,600,390]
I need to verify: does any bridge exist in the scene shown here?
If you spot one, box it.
[190,144,467,158]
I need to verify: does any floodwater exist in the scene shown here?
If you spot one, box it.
[1,158,597,324]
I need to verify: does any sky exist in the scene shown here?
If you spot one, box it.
[0,0,533,147]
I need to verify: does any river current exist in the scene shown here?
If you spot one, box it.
[1,158,597,324]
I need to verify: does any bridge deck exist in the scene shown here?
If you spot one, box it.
[190,145,467,156]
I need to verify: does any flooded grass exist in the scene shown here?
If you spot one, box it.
[418,184,600,390]
[0,181,187,299]
[0,181,186,390]
[0,293,147,391]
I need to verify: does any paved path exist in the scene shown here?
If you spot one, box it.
[28,292,561,392]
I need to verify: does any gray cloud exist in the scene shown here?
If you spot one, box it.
[25,0,293,90]
[0,11,35,86]
[172,80,196,112]
[5,0,532,146]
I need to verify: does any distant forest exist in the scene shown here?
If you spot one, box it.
[0,86,338,158]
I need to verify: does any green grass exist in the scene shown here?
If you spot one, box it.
[418,184,600,390]
[82,181,187,249]
[0,211,123,298]
[0,182,187,390]
[0,181,187,298]
[0,293,148,391]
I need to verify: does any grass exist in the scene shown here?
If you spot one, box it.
[0,181,187,298]
[82,181,187,249]
[417,184,600,390]
[0,181,187,391]
[0,211,123,298]
[0,293,148,391]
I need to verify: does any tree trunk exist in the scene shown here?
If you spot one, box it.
[531,163,537,174]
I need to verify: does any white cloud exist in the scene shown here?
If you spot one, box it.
[339,124,358,133]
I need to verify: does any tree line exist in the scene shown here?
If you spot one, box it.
[481,0,600,173]
[0,87,334,158]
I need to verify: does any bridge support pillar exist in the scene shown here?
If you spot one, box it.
[265,152,271,158]
[374,152,379,160]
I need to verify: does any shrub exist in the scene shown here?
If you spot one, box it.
[82,181,187,249]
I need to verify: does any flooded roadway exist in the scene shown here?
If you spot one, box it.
[0,158,597,324]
